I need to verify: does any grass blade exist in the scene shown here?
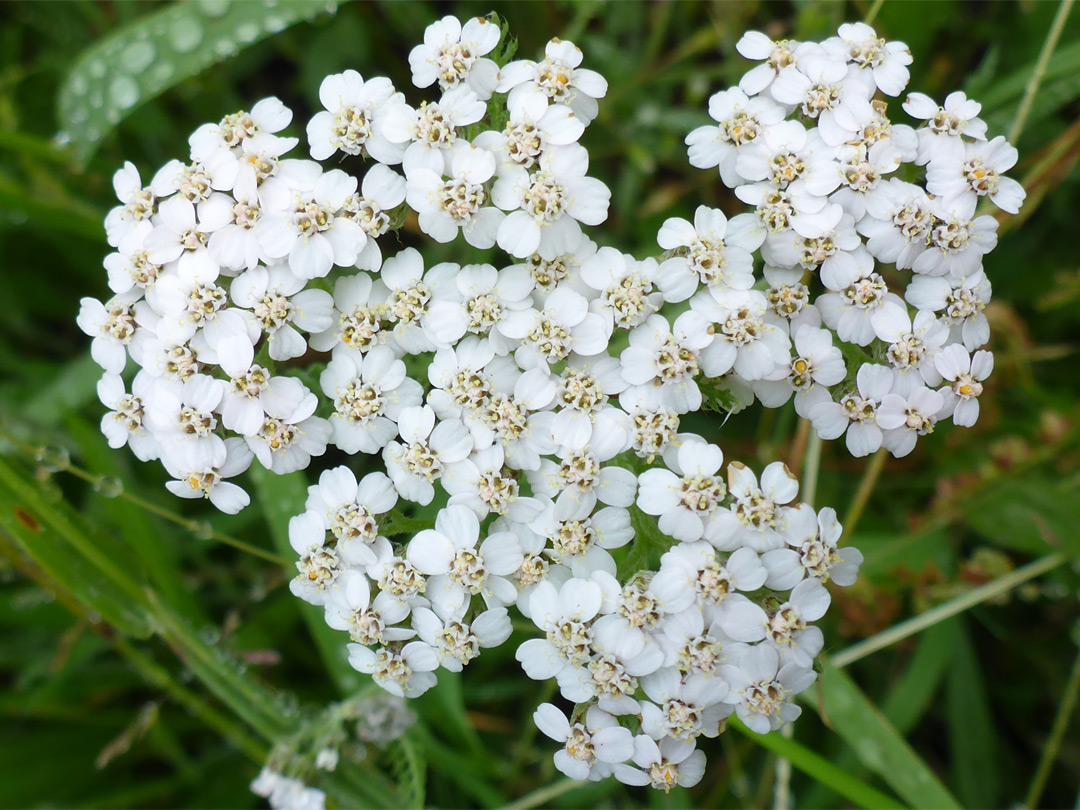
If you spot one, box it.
[807,660,961,809]
[56,0,340,164]
[728,717,904,809]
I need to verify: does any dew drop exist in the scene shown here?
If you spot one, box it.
[214,38,238,57]
[171,17,203,53]
[264,15,286,33]
[68,106,89,124]
[109,75,140,111]
[93,476,124,498]
[235,22,258,43]
[122,40,156,73]
[69,74,89,96]
[35,445,70,473]
[197,0,230,17]
[53,131,72,147]
[88,60,107,78]
[149,62,174,85]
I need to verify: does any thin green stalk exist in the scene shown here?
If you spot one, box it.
[841,448,887,543]
[1009,0,1076,144]
[114,636,268,762]
[863,0,887,26]
[1025,644,1080,808]
[1,432,286,565]
[802,429,824,510]
[831,553,1068,668]
[501,778,580,810]
[773,427,824,810]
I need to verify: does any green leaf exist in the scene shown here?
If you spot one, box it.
[963,477,1080,558]
[617,504,673,579]
[56,0,340,165]
[389,731,427,809]
[881,619,957,735]
[945,621,999,808]
[729,717,904,809]
[808,660,961,809]
[0,456,153,638]
[249,466,363,696]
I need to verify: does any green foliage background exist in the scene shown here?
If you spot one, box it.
[2,1,1080,808]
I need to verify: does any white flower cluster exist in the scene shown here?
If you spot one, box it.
[81,14,1020,798]
[685,22,1021,456]
[250,768,326,810]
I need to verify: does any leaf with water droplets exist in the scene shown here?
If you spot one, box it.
[57,0,340,165]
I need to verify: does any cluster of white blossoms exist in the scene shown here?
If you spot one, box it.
[81,15,1020,797]
[686,23,1021,456]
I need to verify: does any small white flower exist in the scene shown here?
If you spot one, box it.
[926,135,1025,216]
[498,38,608,123]
[877,385,944,457]
[834,22,912,97]
[230,263,334,361]
[307,70,407,163]
[811,363,895,457]
[817,271,909,347]
[637,437,726,543]
[685,87,786,187]
[655,207,764,303]
[720,644,815,733]
[163,436,252,515]
[903,91,987,165]
[762,505,862,589]
[533,703,635,782]
[321,345,424,455]
[906,270,991,350]
[493,143,611,259]
[409,15,502,99]
[405,143,504,248]
[383,405,474,505]
[935,345,993,427]
[258,168,367,280]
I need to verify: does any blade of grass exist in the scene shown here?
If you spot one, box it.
[1009,0,1076,143]
[831,552,1068,668]
[806,661,961,809]
[56,0,340,164]
[1025,643,1080,808]
[945,620,999,808]
[729,717,904,809]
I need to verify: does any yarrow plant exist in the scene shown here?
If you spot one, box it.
[81,14,1022,799]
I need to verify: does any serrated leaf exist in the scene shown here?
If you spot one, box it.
[0,457,154,638]
[56,0,340,165]
[808,660,961,809]
[389,732,426,809]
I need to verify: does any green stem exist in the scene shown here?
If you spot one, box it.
[114,636,268,762]
[501,778,580,810]
[1009,0,1076,144]
[841,448,887,543]
[1025,643,1080,808]
[2,432,286,565]
[802,428,824,510]
[831,553,1067,668]
[863,0,887,26]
